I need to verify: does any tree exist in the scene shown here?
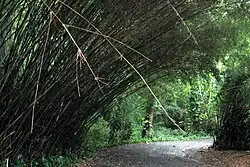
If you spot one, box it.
[212,0,250,150]
[214,70,250,150]
[142,93,154,138]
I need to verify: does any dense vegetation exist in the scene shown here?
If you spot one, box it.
[0,0,249,166]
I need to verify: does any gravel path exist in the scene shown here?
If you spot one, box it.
[80,139,214,167]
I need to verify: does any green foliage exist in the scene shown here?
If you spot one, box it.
[131,127,210,143]
[143,74,219,133]
[215,69,250,150]
[213,2,250,150]
[104,98,135,145]
[186,74,219,133]
[1,155,79,167]
[108,119,132,145]
[82,118,110,156]
[103,75,217,144]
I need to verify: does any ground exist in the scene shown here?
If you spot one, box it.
[79,139,250,167]
[195,149,250,167]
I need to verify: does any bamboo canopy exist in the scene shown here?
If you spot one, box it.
[0,0,224,161]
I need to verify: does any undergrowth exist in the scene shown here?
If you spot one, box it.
[1,155,79,167]
[131,127,211,143]
[3,118,211,166]
[81,118,211,151]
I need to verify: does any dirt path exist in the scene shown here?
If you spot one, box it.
[79,139,213,167]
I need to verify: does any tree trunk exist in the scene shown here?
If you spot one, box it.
[142,93,154,138]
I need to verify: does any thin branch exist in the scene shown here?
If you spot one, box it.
[180,34,192,44]
[65,24,153,62]
[42,1,106,97]
[169,1,199,45]
[120,53,185,133]
[31,11,52,134]
[76,51,81,97]
[59,1,185,132]
[59,1,153,62]
[6,158,9,167]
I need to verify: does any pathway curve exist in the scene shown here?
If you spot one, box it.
[80,139,214,167]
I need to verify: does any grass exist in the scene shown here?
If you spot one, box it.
[131,126,211,143]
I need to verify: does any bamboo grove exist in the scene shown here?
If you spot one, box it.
[0,0,248,163]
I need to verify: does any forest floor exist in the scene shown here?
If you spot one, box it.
[79,139,250,167]
[194,148,250,167]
